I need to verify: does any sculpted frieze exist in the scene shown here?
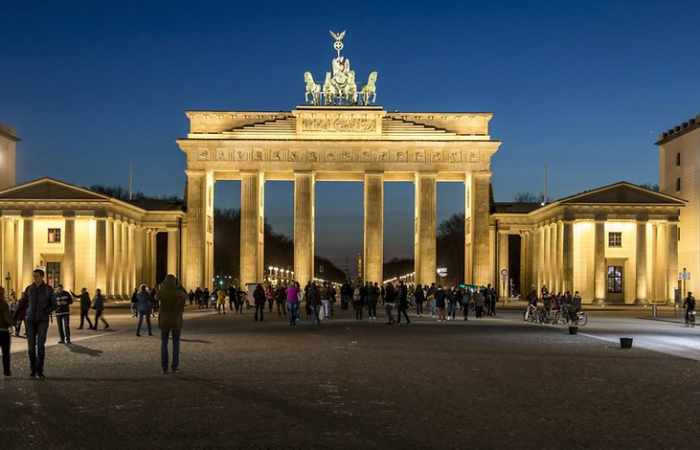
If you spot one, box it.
[195,147,484,166]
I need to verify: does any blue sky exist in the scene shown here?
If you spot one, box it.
[2,0,699,261]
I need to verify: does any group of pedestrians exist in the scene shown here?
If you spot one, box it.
[0,269,187,379]
[526,286,582,323]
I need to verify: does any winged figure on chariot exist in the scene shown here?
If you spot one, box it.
[304,31,378,106]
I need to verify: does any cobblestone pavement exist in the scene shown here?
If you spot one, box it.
[1,305,699,449]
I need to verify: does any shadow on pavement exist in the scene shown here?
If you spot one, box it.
[67,344,104,357]
[180,338,212,344]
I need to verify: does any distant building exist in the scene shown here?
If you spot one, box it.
[0,177,184,296]
[492,182,683,304]
[0,123,18,190]
[657,114,700,299]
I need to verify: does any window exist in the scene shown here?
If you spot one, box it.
[608,231,622,248]
[48,228,61,243]
[676,152,681,166]
[607,265,623,294]
[676,177,681,192]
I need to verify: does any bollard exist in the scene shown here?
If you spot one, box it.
[620,337,633,349]
[568,326,578,335]
[651,304,657,319]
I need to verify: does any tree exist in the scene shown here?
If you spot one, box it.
[640,183,660,192]
[513,192,540,203]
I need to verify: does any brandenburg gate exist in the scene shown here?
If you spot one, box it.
[176,32,501,289]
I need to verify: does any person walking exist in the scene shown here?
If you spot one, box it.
[195,287,204,309]
[286,282,300,326]
[227,284,237,312]
[384,282,396,325]
[0,287,12,376]
[91,289,109,330]
[275,284,287,317]
[253,284,266,322]
[216,289,227,315]
[12,293,27,337]
[397,281,411,325]
[71,288,93,330]
[435,286,447,322]
[54,284,73,344]
[320,282,331,320]
[367,282,379,320]
[265,284,274,313]
[447,288,458,321]
[202,288,210,309]
[134,284,154,336]
[352,284,363,320]
[188,290,195,306]
[474,288,485,318]
[23,269,57,379]
[308,282,321,325]
[684,292,696,326]
[158,274,186,374]
[462,288,472,321]
[414,284,425,317]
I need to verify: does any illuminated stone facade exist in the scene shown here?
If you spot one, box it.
[177,106,501,289]
[0,177,184,296]
[492,182,683,304]
[0,123,18,191]
[657,115,700,300]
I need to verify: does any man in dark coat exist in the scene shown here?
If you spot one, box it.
[23,269,57,379]
[71,288,93,329]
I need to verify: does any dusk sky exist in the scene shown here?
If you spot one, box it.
[2,0,699,264]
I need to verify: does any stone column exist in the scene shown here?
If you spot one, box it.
[498,232,509,298]
[21,213,33,289]
[3,219,17,293]
[635,218,648,304]
[105,218,113,295]
[550,223,559,292]
[415,172,437,285]
[562,220,574,293]
[519,231,529,296]
[150,231,157,286]
[363,172,384,284]
[666,220,679,304]
[113,219,122,296]
[167,229,178,277]
[184,170,213,290]
[466,172,491,285]
[95,216,107,293]
[533,226,541,290]
[593,218,606,303]
[134,226,143,286]
[294,171,315,286]
[543,224,551,290]
[63,212,76,292]
[240,171,265,286]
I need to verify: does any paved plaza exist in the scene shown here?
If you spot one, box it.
[1,305,699,449]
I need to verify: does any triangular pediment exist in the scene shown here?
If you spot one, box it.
[0,178,110,201]
[558,182,684,205]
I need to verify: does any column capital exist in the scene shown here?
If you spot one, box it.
[635,214,649,223]
[62,211,76,218]
[594,213,607,223]
[20,210,33,218]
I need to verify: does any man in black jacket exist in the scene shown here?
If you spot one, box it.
[54,284,73,344]
[23,269,57,379]
[71,288,93,329]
